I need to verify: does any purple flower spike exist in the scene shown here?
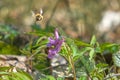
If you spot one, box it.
[47,29,64,59]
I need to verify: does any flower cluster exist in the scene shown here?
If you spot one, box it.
[47,29,64,59]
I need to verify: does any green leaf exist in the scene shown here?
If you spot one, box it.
[79,76,87,80]
[11,70,33,80]
[90,35,96,46]
[46,75,55,80]
[74,39,90,47]
[95,42,101,53]
[89,49,95,60]
[80,47,92,56]
[95,63,108,73]
[0,70,33,80]
[0,67,11,71]
[100,43,119,53]
[36,36,48,45]
[112,51,120,67]
[0,72,9,75]
[80,56,95,73]
[74,47,92,61]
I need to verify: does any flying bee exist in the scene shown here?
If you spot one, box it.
[32,9,43,22]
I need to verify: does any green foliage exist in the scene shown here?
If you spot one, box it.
[18,29,120,80]
[40,75,64,80]
[30,25,55,37]
[90,63,108,79]
[74,39,90,47]
[60,34,120,79]
[1,27,120,80]
[0,67,33,80]
[89,35,97,60]
[0,24,21,55]
[100,43,119,53]
[0,24,19,43]
[90,35,96,46]
[0,41,21,55]
[41,75,55,80]
[79,76,87,80]
[20,30,52,75]
[112,51,120,67]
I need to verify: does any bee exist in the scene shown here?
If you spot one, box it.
[32,9,43,22]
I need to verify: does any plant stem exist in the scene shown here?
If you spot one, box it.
[65,43,76,80]
[69,56,76,80]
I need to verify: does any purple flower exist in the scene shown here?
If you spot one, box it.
[47,29,64,59]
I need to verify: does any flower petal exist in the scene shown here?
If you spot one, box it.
[55,29,59,39]
[47,37,56,47]
[55,40,63,52]
[48,49,57,59]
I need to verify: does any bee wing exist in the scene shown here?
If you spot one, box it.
[31,10,35,17]
[40,9,43,15]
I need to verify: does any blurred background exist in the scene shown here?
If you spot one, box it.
[0,0,120,42]
[1,1,120,79]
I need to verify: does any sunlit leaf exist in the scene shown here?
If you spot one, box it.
[89,49,95,60]
[73,47,91,61]
[90,35,96,46]
[79,76,87,80]
[74,39,90,47]
[100,43,119,53]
